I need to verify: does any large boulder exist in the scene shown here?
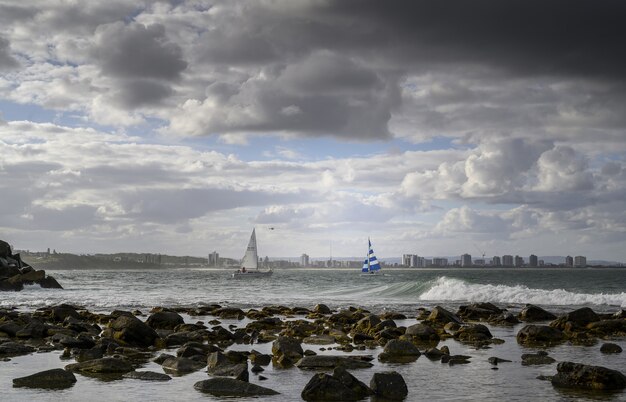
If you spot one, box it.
[378,339,421,362]
[194,378,279,396]
[370,371,408,400]
[301,367,371,401]
[13,368,77,389]
[146,311,184,330]
[521,351,556,365]
[352,315,381,335]
[516,325,565,346]
[107,314,159,347]
[550,307,600,330]
[403,323,440,344]
[454,324,493,343]
[457,302,503,321]
[600,343,622,354]
[518,305,557,322]
[551,361,626,390]
[161,356,206,375]
[295,355,374,370]
[427,306,463,326]
[271,336,303,367]
[0,342,35,357]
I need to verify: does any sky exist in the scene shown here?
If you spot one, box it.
[1,0,625,262]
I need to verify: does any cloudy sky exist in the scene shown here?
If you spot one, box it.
[1,0,625,262]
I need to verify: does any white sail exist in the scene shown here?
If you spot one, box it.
[241,228,258,270]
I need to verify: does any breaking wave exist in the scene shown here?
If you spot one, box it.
[419,276,626,307]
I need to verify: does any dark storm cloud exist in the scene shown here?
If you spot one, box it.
[313,0,626,80]
[0,36,19,71]
[93,22,187,80]
[113,79,173,107]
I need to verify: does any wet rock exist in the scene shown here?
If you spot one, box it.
[353,315,381,335]
[146,311,184,330]
[454,324,493,343]
[586,319,626,337]
[65,357,133,373]
[550,307,600,331]
[378,339,421,362]
[551,361,626,390]
[403,323,440,344]
[370,371,408,400]
[153,353,175,364]
[15,319,48,339]
[518,305,557,322]
[301,367,371,401]
[303,335,336,345]
[13,368,77,389]
[488,312,521,326]
[51,304,81,322]
[600,343,623,354]
[353,333,375,344]
[0,341,35,357]
[488,356,512,365]
[75,347,104,362]
[457,302,503,321]
[272,336,303,367]
[516,325,565,346]
[380,311,407,320]
[38,276,64,289]
[194,377,279,396]
[107,314,159,348]
[177,342,219,359]
[313,304,332,314]
[123,371,172,381]
[296,355,374,369]
[427,306,463,326]
[212,307,245,319]
[249,349,272,366]
[0,321,24,337]
[161,356,206,375]
[521,351,556,365]
[424,348,445,360]
[246,317,283,331]
[209,362,249,382]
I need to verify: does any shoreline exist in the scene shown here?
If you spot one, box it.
[1,301,625,400]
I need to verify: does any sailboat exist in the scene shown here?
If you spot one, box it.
[361,238,383,276]
[232,228,273,278]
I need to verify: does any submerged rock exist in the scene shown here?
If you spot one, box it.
[296,355,374,370]
[65,357,133,374]
[13,368,77,389]
[551,361,626,390]
[123,371,172,381]
[194,377,279,396]
[521,351,556,365]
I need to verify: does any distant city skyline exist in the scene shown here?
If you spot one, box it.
[1,1,625,261]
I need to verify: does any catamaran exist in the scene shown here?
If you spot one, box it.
[232,228,273,278]
[361,238,383,276]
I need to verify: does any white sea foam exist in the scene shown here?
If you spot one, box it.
[419,276,626,307]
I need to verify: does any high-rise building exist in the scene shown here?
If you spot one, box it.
[515,255,524,267]
[208,251,219,267]
[461,253,472,267]
[529,254,538,267]
[574,256,587,267]
[502,255,514,267]
[474,259,485,266]
[492,256,501,266]
[565,256,574,267]
[403,254,414,267]
[300,253,310,267]
[432,258,448,267]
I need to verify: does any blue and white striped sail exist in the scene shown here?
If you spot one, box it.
[361,238,381,273]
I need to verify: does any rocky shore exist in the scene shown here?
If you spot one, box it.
[1,301,625,400]
[0,240,63,291]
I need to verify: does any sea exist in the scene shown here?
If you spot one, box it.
[1,267,625,401]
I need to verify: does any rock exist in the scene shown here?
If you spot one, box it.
[600,343,623,354]
[457,302,503,321]
[162,356,206,374]
[370,371,408,400]
[516,325,565,346]
[123,371,172,381]
[209,362,249,382]
[586,319,626,336]
[246,317,283,331]
[313,304,332,314]
[454,324,493,343]
[518,305,557,322]
[404,323,440,344]
[551,361,626,390]
[75,348,104,362]
[272,336,303,367]
[153,353,176,364]
[177,342,219,358]
[146,311,184,330]
[194,377,279,396]
[213,307,245,319]
[249,350,272,366]
[550,307,600,330]
[16,319,48,339]
[0,342,35,357]
[353,315,381,335]
[378,339,421,362]
[301,367,371,401]
[427,306,463,325]
[108,314,159,347]
[51,304,81,322]
[296,355,374,369]
[65,357,133,373]
[303,335,336,345]
[488,357,512,365]
[424,348,445,360]
[13,368,77,389]
[488,312,521,326]
[521,351,556,365]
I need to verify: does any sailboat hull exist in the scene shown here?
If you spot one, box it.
[232,269,273,279]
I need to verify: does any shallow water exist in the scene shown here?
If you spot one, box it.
[1,268,625,401]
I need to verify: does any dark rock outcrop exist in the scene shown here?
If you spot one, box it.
[301,367,371,401]
[427,306,463,326]
[370,371,408,400]
[551,361,626,390]
[106,314,159,347]
[123,371,172,381]
[146,311,184,330]
[378,339,421,362]
[194,377,279,396]
[13,368,77,389]
[600,343,623,354]
[516,325,565,346]
[296,355,374,369]
[65,357,134,374]
[518,305,557,322]
[521,351,556,365]
[0,241,62,291]
[272,336,303,367]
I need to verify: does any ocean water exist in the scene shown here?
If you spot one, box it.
[1,267,625,401]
